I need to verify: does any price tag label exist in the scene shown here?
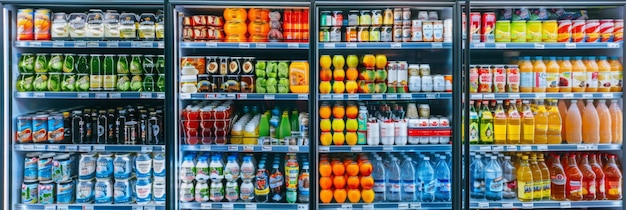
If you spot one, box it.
[346,43,357,48]
[66,146,78,151]
[509,94,520,99]
[577,145,588,150]
[141,146,153,152]
[602,93,614,99]
[563,93,574,98]
[239,43,250,48]
[288,43,299,49]
[243,145,254,152]
[426,94,437,99]
[410,203,422,209]
[608,42,620,48]
[473,43,485,48]
[565,43,576,49]
[289,146,300,152]
[199,145,211,151]
[205,42,218,48]
[23,144,34,150]
[87,42,99,48]
[470,94,482,100]
[347,94,359,100]
[83,206,94,210]
[16,92,29,98]
[432,43,443,48]
[341,204,353,209]
[228,146,239,151]
[537,145,548,151]
[222,203,234,209]
[44,205,57,210]
[140,93,152,98]
[483,94,495,99]
[479,146,491,151]
[158,42,165,48]
[77,93,90,98]
[297,204,308,209]
[560,202,572,208]
[245,204,257,209]
[180,93,191,99]
[391,43,402,48]
[35,144,47,150]
[535,93,546,99]
[264,95,275,100]
[256,43,267,48]
[53,41,65,47]
[478,202,489,208]
[492,146,504,151]
[157,93,165,99]
[588,144,598,150]
[15,144,23,150]
[323,43,336,49]
[319,146,330,152]
[144,206,156,210]
[205,94,216,99]
[502,202,514,208]
[398,203,410,209]
[401,94,412,99]
[238,93,248,99]
[48,145,60,151]
[142,42,153,48]
[534,43,545,49]
[383,146,393,151]
[79,145,91,152]
[363,204,375,209]
[520,146,532,151]
[582,93,593,99]
[131,42,142,48]
[522,203,533,208]
[320,94,332,100]
[109,93,122,98]
[131,206,144,210]
[57,205,69,210]
[33,92,45,98]
[298,94,308,100]
[95,93,107,98]
[30,42,42,47]
[495,43,507,49]
[93,145,106,151]
[372,94,383,100]
[262,145,272,152]
[225,94,237,99]
[351,146,362,152]
[201,203,213,209]
[333,94,344,100]
[506,145,518,151]
[387,94,397,99]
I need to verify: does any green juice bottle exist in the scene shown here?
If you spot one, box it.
[480,101,494,144]
[278,111,292,140]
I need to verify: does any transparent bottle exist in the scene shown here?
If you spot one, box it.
[401,157,417,201]
[434,156,451,201]
[418,156,435,202]
[386,157,402,201]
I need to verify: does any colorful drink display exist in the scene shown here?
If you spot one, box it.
[179,152,310,204]
[180,57,309,94]
[17,8,164,41]
[319,9,451,42]
[468,99,623,145]
[16,53,165,92]
[319,102,451,146]
[470,56,623,93]
[319,54,452,94]
[20,152,166,205]
[319,152,452,204]
[469,151,622,202]
[182,8,309,42]
[180,101,309,146]
[15,104,164,145]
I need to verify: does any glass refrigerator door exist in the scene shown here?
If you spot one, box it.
[170,1,313,209]
[313,1,461,209]
[2,1,167,210]
[465,1,625,209]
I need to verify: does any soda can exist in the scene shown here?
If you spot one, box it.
[428,11,438,21]
[599,19,614,42]
[542,20,558,42]
[17,9,35,40]
[585,19,600,42]
[34,9,51,40]
[495,20,511,42]
[526,20,542,42]
[17,115,33,143]
[511,21,527,42]
[571,20,586,42]
[512,8,530,21]
[422,21,433,42]
[481,12,496,43]
[469,12,481,42]
[614,19,623,42]
[557,20,572,42]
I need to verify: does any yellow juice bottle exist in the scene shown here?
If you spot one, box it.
[521,101,535,144]
[520,56,534,93]
[494,100,507,144]
[559,57,573,92]
[533,56,547,92]
[507,102,522,144]
[518,155,534,202]
[538,154,552,199]
[572,56,587,92]
[534,100,549,144]
[530,154,544,201]
[546,56,560,92]
[547,100,563,144]
[609,56,623,92]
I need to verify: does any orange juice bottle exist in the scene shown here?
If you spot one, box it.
[507,103,522,144]
[529,154,544,201]
[546,57,560,92]
[565,100,583,144]
[557,100,568,142]
[521,101,535,144]
[520,56,534,93]
[533,56,547,92]
[609,56,623,92]
[582,99,600,144]
[609,99,623,144]
[547,100,562,144]
[494,100,507,144]
[585,56,599,92]
[534,100,548,144]
[571,56,587,92]
[597,56,612,92]
[559,57,573,92]
[596,100,612,144]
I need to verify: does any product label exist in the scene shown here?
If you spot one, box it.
[598,179,606,194]
[493,67,506,92]
[611,71,623,90]
[438,179,451,192]
[535,72,547,88]
[543,180,551,197]
[479,67,493,92]
[572,72,587,89]
[373,180,386,192]
[546,72,560,89]
[520,72,534,89]
[560,72,572,88]
[568,180,582,197]
[598,72,612,88]
[423,179,436,193]
[518,181,533,200]
[507,68,520,92]
[608,180,622,196]
[469,69,479,92]
[480,121,494,143]
[403,180,416,192]
[469,121,479,143]
[587,72,599,88]
[388,179,401,193]
[582,180,596,197]
[487,177,503,192]
[551,174,566,185]
[503,179,517,199]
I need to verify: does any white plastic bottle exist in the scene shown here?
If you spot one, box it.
[224,156,240,182]
[195,156,209,182]
[179,155,196,182]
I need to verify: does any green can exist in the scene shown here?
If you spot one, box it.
[156,55,165,74]
[526,20,542,42]
[35,54,49,73]
[143,55,156,74]
[62,54,75,73]
[19,53,35,73]
[495,20,511,42]
[61,73,76,91]
[48,53,64,72]
[511,21,527,43]
[16,73,34,92]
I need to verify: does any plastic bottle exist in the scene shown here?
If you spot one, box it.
[579,154,597,200]
[597,56,612,92]
[298,162,310,203]
[585,56,600,92]
[469,101,480,144]
[550,155,566,201]
[577,99,586,117]
[418,156,435,202]
[529,155,543,201]
[589,154,606,200]
[400,157,417,201]
[387,157,402,201]
[225,181,239,202]
[479,101,494,144]
[372,156,387,201]
[520,56,534,93]
[571,56,587,92]
[269,163,284,202]
[534,100,548,144]
[435,156,451,202]
[609,100,623,144]
[493,101,507,144]
[470,155,486,199]
[506,103,521,144]
[533,56,547,92]
[546,100,562,144]
[521,101,535,144]
[291,110,299,133]
[240,156,255,181]
[259,112,270,137]
[609,56,623,92]
[502,156,517,199]
[224,156,240,182]
[277,111,292,140]
[582,99,600,144]
[566,154,583,201]
[537,154,551,200]
[240,180,255,202]
[565,100,583,144]
[208,155,224,182]
[180,155,196,182]
[195,181,209,202]
[546,56,560,92]
[557,100,568,141]
[559,57,573,92]
[195,156,209,183]
[254,163,270,202]
[517,155,533,202]
[594,100,612,144]
[604,154,623,200]
[485,156,503,201]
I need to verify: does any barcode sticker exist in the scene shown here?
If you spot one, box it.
[602,93,614,98]
[563,93,574,98]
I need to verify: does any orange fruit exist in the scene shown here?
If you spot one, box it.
[320,132,333,146]
[319,161,332,177]
[319,104,331,119]
[346,67,359,81]
[360,176,374,190]
[332,104,345,118]
[359,161,373,176]
[361,189,375,203]
[320,189,333,203]
[332,132,345,145]
[320,176,333,190]
[345,80,358,94]
[334,188,347,203]
[333,68,345,81]
[347,176,360,189]
[345,132,358,145]
[346,105,359,119]
[333,175,346,189]
[346,162,360,176]
[347,189,361,203]
[332,162,345,176]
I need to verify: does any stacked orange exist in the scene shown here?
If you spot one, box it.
[320,54,388,94]
[319,154,376,204]
[320,102,362,146]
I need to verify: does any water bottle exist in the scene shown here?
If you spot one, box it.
[372,156,386,201]
[470,155,486,199]
[434,156,451,202]
[387,157,402,201]
[418,157,435,202]
[485,156,503,200]
[502,156,517,199]
[401,157,417,201]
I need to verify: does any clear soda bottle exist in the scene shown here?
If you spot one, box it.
[418,156,435,202]
[502,156,517,199]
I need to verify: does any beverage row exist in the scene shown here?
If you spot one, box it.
[16,72,164,92]
[321,9,441,27]
[182,9,309,42]
[469,151,622,201]
[18,53,165,74]
[469,56,623,93]
[17,9,164,41]
[468,99,623,145]
[320,102,450,146]
[179,153,310,203]
[16,105,165,145]
[319,152,452,204]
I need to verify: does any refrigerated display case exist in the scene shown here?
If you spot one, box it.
[463,1,626,209]
[2,1,167,210]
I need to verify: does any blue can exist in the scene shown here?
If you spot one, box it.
[52,154,73,182]
[134,153,152,178]
[113,153,132,179]
[21,180,38,204]
[135,178,152,204]
[57,180,75,204]
[76,179,94,204]
[94,178,112,204]
[16,115,33,143]
[24,152,41,181]
[79,153,96,179]
[38,180,55,204]
[153,152,165,179]
[47,113,64,143]
[113,178,134,204]
[95,153,113,178]
[37,153,55,181]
